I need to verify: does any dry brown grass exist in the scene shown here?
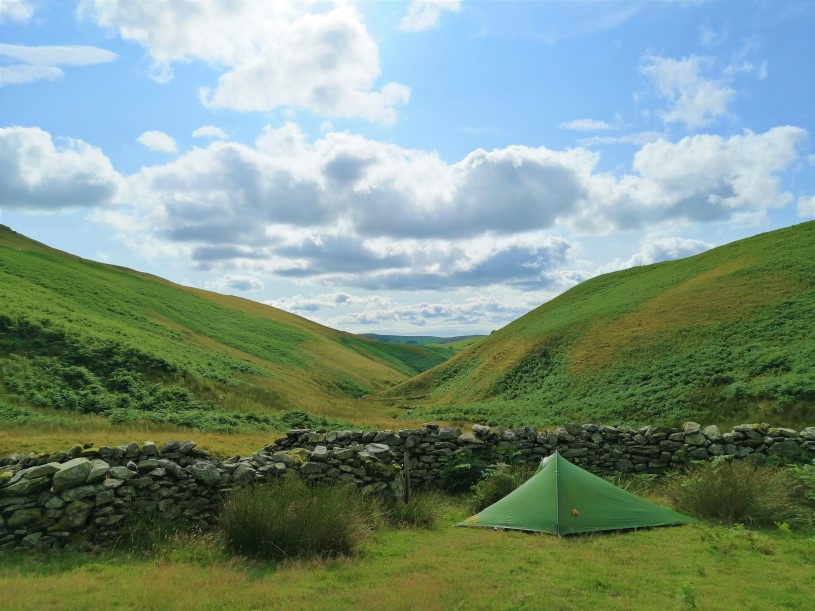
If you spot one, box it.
[568,262,802,373]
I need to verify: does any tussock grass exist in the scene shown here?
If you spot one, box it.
[666,458,815,528]
[220,478,381,560]
[385,492,447,529]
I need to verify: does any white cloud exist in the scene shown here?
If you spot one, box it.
[205,273,265,293]
[18,123,805,292]
[0,127,121,210]
[0,0,33,23]
[336,297,529,328]
[559,119,614,131]
[82,0,410,123]
[267,292,392,313]
[103,123,805,284]
[0,44,117,86]
[0,64,64,85]
[640,54,734,129]
[399,0,461,33]
[192,126,228,140]
[798,195,815,218]
[0,44,118,66]
[623,236,712,268]
[577,131,664,147]
[137,130,178,153]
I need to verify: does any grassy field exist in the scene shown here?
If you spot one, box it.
[0,225,451,434]
[388,222,815,429]
[1,501,812,610]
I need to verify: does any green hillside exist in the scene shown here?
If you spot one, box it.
[0,225,451,432]
[386,222,815,428]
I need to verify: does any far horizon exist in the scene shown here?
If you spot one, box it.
[1,1,813,335]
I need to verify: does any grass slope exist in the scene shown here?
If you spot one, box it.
[0,225,451,432]
[386,221,815,428]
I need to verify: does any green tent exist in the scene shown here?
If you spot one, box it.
[457,452,698,536]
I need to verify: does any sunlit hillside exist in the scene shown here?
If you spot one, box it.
[385,222,815,428]
[0,225,452,433]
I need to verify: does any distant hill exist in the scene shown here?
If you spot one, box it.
[360,334,485,348]
[384,222,815,429]
[0,225,452,432]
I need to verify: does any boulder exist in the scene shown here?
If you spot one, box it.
[2,476,51,496]
[87,459,111,483]
[232,463,256,485]
[186,462,221,486]
[7,508,42,528]
[702,425,722,441]
[52,458,92,493]
[683,422,701,434]
[21,462,61,480]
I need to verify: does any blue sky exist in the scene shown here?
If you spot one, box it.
[1,0,813,335]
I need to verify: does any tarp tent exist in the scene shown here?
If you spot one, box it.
[457,451,697,536]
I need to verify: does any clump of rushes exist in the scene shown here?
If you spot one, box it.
[220,477,379,560]
[386,491,445,529]
[667,458,813,528]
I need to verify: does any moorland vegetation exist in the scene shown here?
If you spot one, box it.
[0,225,451,438]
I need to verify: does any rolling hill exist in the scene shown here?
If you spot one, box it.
[0,225,452,432]
[385,222,815,428]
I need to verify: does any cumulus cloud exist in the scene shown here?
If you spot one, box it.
[326,240,573,291]
[576,126,806,233]
[267,292,392,313]
[268,291,541,330]
[336,297,532,328]
[18,122,805,294]
[192,125,228,140]
[799,195,815,218]
[640,54,734,129]
[399,0,461,33]
[0,127,121,210]
[205,273,265,293]
[0,0,33,23]
[82,0,410,123]
[624,236,712,267]
[560,118,614,131]
[116,123,600,250]
[0,44,117,86]
[93,122,805,289]
[136,130,178,153]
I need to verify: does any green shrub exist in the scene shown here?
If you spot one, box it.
[386,492,445,528]
[470,462,535,512]
[220,477,380,560]
[667,458,813,528]
[788,460,815,508]
[440,450,490,493]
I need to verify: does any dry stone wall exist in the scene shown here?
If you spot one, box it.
[0,438,400,552]
[273,422,815,486]
[2,421,813,552]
